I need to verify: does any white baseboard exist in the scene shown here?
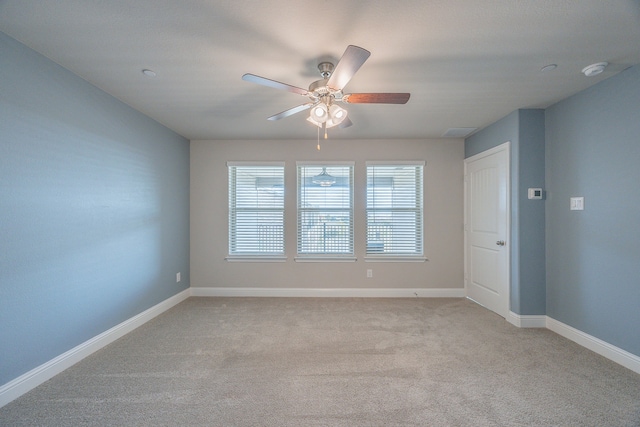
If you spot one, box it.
[190,287,466,298]
[546,316,640,375]
[507,313,640,374]
[4,288,639,409]
[507,311,547,328]
[0,289,191,408]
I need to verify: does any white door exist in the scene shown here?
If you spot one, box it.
[464,143,510,318]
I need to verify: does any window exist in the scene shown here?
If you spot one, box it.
[366,162,425,259]
[297,163,354,260]
[228,163,285,259]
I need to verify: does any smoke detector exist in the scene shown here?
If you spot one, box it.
[581,62,608,77]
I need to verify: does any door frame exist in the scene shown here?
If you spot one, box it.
[464,141,511,318]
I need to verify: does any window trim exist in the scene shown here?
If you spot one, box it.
[226,161,287,261]
[364,161,426,262]
[225,255,288,262]
[296,161,355,260]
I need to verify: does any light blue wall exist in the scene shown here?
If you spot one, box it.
[465,109,546,315]
[517,110,546,314]
[545,64,640,357]
[465,111,519,159]
[466,65,640,358]
[0,32,190,385]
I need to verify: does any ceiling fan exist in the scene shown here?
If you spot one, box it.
[242,45,410,132]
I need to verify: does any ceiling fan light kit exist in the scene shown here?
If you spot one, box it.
[312,104,327,119]
[307,103,348,129]
[330,104,346,120]
[242,45,410,133]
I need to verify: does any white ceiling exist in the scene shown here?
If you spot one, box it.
[2,0,640,141]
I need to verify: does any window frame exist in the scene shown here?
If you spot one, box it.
[226,161,287,262]
[295,161,356,262]
[364,161,427,263]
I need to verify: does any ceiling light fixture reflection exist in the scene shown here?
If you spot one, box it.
[311,167,337,187]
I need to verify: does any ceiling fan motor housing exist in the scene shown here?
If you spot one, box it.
[317,62,334,78]
[308,78,331,96]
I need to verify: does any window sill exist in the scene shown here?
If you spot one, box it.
[294,256,357,263]
[225,255,287,262]
[364,256,428,263]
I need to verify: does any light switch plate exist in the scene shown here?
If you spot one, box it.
[570,197,584,210]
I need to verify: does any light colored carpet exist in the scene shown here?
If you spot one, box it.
[1,297,639,426]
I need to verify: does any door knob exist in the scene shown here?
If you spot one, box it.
[496,240,506,246]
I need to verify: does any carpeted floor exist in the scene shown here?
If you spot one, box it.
[1,297,640,426]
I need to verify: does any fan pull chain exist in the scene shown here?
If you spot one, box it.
[316,123,329,151]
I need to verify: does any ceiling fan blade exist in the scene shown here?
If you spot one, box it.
[267,103,314,121]
[338,117,353,129]
[326,45,371,91]
[343,93,411,104]
[242,73,310,96]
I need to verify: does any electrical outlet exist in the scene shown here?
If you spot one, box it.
[367,269,373,278]
[176,272,181,282]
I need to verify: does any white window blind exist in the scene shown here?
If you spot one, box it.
[297,164,354,256]
[366,163,424,256]
[228,163,284,256]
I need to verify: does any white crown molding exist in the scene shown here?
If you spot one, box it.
[0,289,191,408]
[190,287,466,298]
